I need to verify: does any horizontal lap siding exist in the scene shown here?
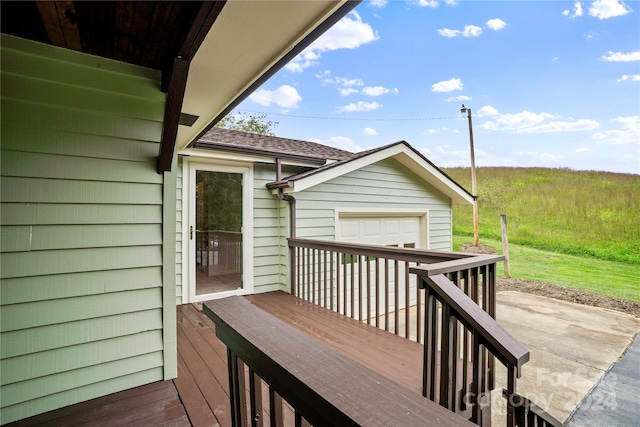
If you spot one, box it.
[0,36,166,424]
[295,158,453,250]
[253,164,288,292]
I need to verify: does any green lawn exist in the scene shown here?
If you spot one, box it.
[453,235,640,303]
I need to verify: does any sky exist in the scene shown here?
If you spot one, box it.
[232,0,640,175]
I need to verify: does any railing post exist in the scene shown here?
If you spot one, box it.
[290,246,297,297]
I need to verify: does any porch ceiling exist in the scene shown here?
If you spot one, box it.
[1,0,359,170]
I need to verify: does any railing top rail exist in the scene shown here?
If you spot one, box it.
[197,229,242,235]
[204,296,476,427]
[418,273,529,373]
[288,237,503,269]
[410,254,504,275]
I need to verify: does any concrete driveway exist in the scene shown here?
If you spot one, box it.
[491,291,640,425]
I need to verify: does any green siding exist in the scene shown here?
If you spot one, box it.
[253,164,289,292]
[294,158,453,250]
[0,35,171,423]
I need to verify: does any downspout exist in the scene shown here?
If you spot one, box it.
[275,158,297,295]
[275,158,296,238]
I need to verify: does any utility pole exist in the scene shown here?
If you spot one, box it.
[461,104,479,246]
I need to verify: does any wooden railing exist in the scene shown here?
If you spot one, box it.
[502,390,563,427]
[204,296,476,427]
[288,238,502,342]
[413,271,531,427]
[287,238,558,426]
[196,230,242,274]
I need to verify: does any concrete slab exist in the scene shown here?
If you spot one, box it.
[566,333,640,426]
[491,292,640,425]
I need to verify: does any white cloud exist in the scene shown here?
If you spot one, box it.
[335,101,382,113]
[425,127,450,135]
[584,31,599,39]
[311,136,364,152]
[445,95,472,102]
[576,147,592,153]
[601,51,640,62]
[588,0,632,19]
[481,110,599,134]
[592,115,640,145]
[369,0,388,8]
[438,25,483,38]
[618,74,640,82]
[249,85,302,108]
[361,86,399,96]
[562,1,584,18]
[286,12,378,72]
[476,106,500,117]
[444,0,458,5]
[340,88,360,96]
[363,127,378,136]
[486,18,507,31]
[418,0,439,7]
[518,119,600,134]
[431,78,463,93]
[553,56,560,61]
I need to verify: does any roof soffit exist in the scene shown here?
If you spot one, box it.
[176,0,355,151]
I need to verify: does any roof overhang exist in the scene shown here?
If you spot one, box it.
[0,0,360,173]
[167,1,359,162]
[268,142,475,205]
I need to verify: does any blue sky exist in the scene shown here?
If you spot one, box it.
[233,0,639,174]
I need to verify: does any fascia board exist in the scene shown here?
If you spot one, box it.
[179,147,321,168]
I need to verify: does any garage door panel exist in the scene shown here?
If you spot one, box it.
[339,215,423,248]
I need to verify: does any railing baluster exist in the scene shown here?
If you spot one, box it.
[366,256,372,325]
[268,388,283,427]
[350,255,355,318]
[384,258,390,332]
[336,252,341,313]
[375,258,380,328]
[228,349,243,427]
[394,259,400,335]
[405,261,410,339]
[356,255,361,321]
[249,368,263,427]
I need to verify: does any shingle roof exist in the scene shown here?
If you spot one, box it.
[193,127,354,164]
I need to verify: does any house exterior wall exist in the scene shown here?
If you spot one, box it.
[294,158,453,250]
[0,36,173,423]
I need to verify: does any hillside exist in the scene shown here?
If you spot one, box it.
[442,167,640,265]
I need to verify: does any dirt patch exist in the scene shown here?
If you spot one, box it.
[459,244,640,318]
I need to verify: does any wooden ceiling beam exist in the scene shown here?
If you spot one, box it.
[157,1,226,173]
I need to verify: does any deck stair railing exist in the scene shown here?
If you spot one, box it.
[288,238,560,427]
[412,270,530,427]
[204,296,477,427]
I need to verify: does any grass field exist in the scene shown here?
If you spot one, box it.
[453,235,640,303]
[443,167,640,265]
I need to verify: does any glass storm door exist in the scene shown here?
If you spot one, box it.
[192,167,245,299]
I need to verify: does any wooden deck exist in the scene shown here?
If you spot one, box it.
[10,291,436,427]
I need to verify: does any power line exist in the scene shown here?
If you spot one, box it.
[238,109,463,122]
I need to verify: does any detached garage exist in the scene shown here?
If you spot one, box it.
[267,141,474,252]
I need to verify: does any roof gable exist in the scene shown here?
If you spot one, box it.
[268,141,474,205]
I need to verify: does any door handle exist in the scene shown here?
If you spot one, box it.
[190,226,193,240]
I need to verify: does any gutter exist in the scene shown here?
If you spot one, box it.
[275,158,296,238]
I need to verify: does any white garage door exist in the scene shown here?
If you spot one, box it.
[338,216,422,248]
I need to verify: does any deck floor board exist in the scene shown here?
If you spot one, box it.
[9,291,441,427]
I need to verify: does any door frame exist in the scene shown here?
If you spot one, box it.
[182,158,254,303]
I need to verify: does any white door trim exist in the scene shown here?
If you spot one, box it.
[182,158,254,303]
